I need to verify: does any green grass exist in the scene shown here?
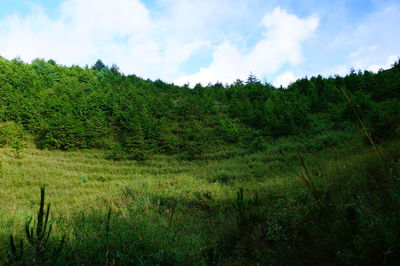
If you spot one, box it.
[1,133,399,265]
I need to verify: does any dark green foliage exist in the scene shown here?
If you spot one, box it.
[250,136,268,151]
[0,121,24,148]
[26,187,53,252]
[7,235,24,265]
[0,56,399,157]
[7,187,65,265]
[0,57,400,265]
[178,119,207,160]
[368,99,400,141]
[204,142,400,265]
[105,143,149,161]
[11,139,25,158]
[2,140,400,265]
[92,59,107,71]
[215,116,240,143]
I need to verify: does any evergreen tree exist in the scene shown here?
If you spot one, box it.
[92,59,107,71]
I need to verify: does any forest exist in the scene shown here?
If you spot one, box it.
[0,56,400,265]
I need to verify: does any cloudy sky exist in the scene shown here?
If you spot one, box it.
[0,0,399,87]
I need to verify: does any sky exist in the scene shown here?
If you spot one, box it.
[0,0,399,87]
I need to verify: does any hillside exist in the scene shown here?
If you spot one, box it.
[1,57,399,157]
[0,57,400,265]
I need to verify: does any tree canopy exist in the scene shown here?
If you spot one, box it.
[0,56,399,159]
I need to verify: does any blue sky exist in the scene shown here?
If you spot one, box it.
[0,0,399,87]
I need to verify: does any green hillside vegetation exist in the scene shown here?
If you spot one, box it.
[0,56,399,265]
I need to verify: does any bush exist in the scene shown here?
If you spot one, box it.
[215,117,240,143]
[368,100,400,141]
[105,144,149,161]
[250,136,268,152]
[178,140,205,160]
[0,121,24,147]
[7,187,65,265]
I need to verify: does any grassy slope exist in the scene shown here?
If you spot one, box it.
[1,132,399,265]
[0,143,293,228]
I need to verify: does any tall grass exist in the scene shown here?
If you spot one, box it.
[1,132,399,265]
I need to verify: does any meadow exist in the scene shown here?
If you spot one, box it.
[0,57,399,264]
[1,130,399,265]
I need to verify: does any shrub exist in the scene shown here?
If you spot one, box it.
[105,144,149,161]
[7,187,65,265]
[0,121,24,148]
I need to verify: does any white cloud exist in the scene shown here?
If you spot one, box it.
[156,0,251,42]
[0,0,209,80]
[273,71,298,88]
[176,7,319,86]
[367,55,398,72]
[0,0,152,64]
[0,3,318,84]
[0,1,398,84]
[325,4,400,76]
[350,46,398,73]
[59,0,153,41]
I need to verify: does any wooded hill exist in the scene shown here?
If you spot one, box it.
[1,57,399,158]
[1,57,400,265]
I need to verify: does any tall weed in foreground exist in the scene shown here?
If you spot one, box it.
[11,140,25,159]
[339,87,377,151]
[6,187,65,265]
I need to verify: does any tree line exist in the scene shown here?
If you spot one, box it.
[0,56,399,159]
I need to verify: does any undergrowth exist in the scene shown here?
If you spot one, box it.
[1,135,399,265]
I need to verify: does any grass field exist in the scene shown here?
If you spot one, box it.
[1,133,400,265]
